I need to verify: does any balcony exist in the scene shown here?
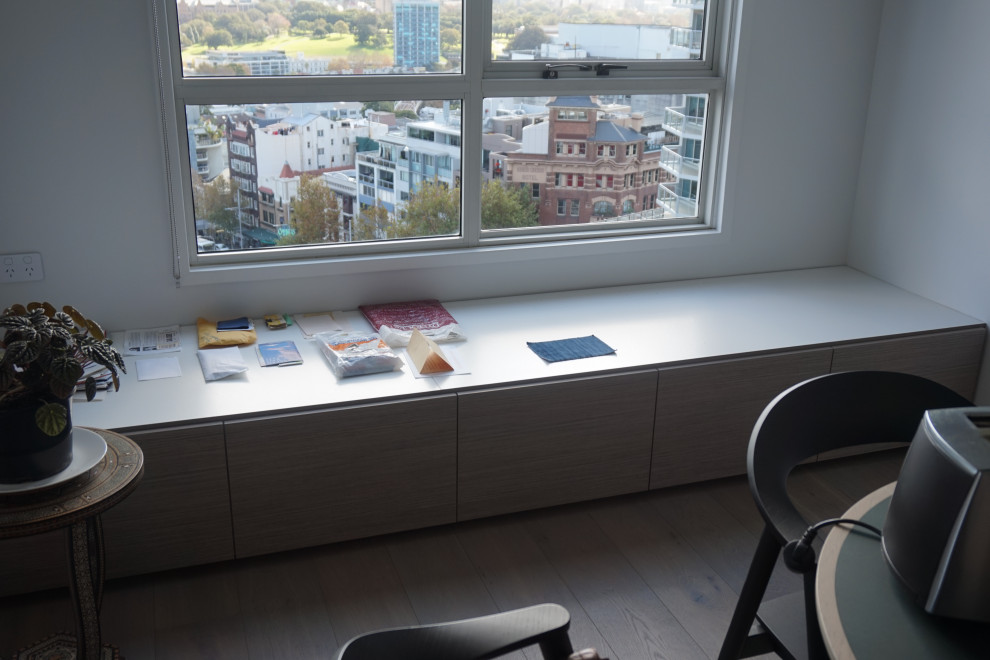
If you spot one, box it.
[659,183,698,217]
[659,145,701,179]
[663,108,705,138]
[670,27,703,51]
[589,207,673,224]
[361,155,397,169]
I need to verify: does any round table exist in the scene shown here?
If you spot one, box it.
[0,428,144,660]
[816,482,988,659]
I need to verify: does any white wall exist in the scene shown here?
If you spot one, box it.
[1,1,883,331]
[848,0,990,402]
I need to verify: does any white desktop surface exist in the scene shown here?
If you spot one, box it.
[71,267,983,432]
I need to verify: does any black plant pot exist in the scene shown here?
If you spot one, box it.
[0,399,73,484]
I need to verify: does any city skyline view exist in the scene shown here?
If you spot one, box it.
[178,0,710,253]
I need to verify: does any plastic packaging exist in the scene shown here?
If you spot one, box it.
[315,330,403,378]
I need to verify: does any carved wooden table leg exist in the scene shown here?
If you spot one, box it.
[67,516,105,660]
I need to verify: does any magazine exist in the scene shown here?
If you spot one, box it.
[256,340,303,367]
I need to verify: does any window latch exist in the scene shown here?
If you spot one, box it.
[542,63,593,79]
[594,63,628,76]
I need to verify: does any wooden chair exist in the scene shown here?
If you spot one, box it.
[717,371,971,660]
[334,603,606,660]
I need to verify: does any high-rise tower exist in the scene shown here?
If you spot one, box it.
[393,1,440,69]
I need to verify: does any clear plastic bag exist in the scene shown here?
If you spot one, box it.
[315,330,403,378]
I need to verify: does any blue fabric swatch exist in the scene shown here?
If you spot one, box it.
[527,335,616,363]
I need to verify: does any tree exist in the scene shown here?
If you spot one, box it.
[180,18,214,46]
[362,101,395,114]
[481,181,540,230]
[192,174,240,242]
[279,175,341,245]
[206,29,233,50]
[440,27,461,51]
[508,26,550,52]
[352,14,377,46]
[395,179,459,238]
[333,20,349,36]
[351,204,394,242]
[267,13,290,36]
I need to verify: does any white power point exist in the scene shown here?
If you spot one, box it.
[2,252,45,283]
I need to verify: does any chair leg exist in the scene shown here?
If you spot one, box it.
[538,628,575,660]
[802,570,827,660]
[718,526,781,660]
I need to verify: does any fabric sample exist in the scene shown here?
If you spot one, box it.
[527,335,615,362]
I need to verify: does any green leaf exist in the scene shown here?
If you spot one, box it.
[35,402,68,437]
[0,314,33,330]
[1,340,40,367]
[49,356,83,399]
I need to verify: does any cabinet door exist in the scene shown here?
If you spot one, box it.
[0,531,64,597]
[831,327,985,400]
[651,349,833,489]
[457,371,658,521]
[823,327,986,460]
[225,395,457,558]
[0,423,234,596]
[102,423,235,578]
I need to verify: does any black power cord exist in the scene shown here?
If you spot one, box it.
[783,518,882,573]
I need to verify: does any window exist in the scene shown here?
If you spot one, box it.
[153,0,727,274]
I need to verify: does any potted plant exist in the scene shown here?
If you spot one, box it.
[0,302,125,483]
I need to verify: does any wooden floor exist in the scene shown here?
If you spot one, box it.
[0,450,905,660]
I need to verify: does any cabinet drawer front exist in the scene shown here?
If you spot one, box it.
[103,423,234,578]
[226,395,457,557]
[458,371,658,521]
[831,327,985,400]
[652,349,833,489]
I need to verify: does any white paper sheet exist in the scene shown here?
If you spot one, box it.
[136,356,182,381]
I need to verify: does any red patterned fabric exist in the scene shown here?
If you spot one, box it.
[360,299,456,331]
[359,299,464,346]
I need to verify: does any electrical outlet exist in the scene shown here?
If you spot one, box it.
[2,252,44,283]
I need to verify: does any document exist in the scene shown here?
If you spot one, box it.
[124,325,181,355]
[136,356,182,381]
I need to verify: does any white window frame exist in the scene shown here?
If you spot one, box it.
[151,0,736,286]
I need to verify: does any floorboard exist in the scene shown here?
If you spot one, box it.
[0,450,905,660]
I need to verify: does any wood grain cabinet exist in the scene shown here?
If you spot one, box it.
[224,395,457,558]
[822,327,986,460]
[102,423,235,578]
[0,422,234,597]
[0,531,64,597]
[457,371,658,521]
[651,349,834,489]
[831,327,985,400]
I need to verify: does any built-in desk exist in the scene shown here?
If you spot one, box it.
[1,267,985,595]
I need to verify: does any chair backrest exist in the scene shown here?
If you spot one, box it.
[747,370,971,545]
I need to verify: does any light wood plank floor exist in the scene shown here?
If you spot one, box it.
[0,450,905,660]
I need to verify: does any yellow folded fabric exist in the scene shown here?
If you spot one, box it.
[197,317,257,348]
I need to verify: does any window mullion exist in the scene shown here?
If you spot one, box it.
[460,0,487,246]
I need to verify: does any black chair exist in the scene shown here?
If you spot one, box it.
[717,371,971,660]
[335,603,604,660]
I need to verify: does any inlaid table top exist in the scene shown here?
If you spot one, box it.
[0,428,144,539]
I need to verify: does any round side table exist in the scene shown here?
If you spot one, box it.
[0,428,144,660]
